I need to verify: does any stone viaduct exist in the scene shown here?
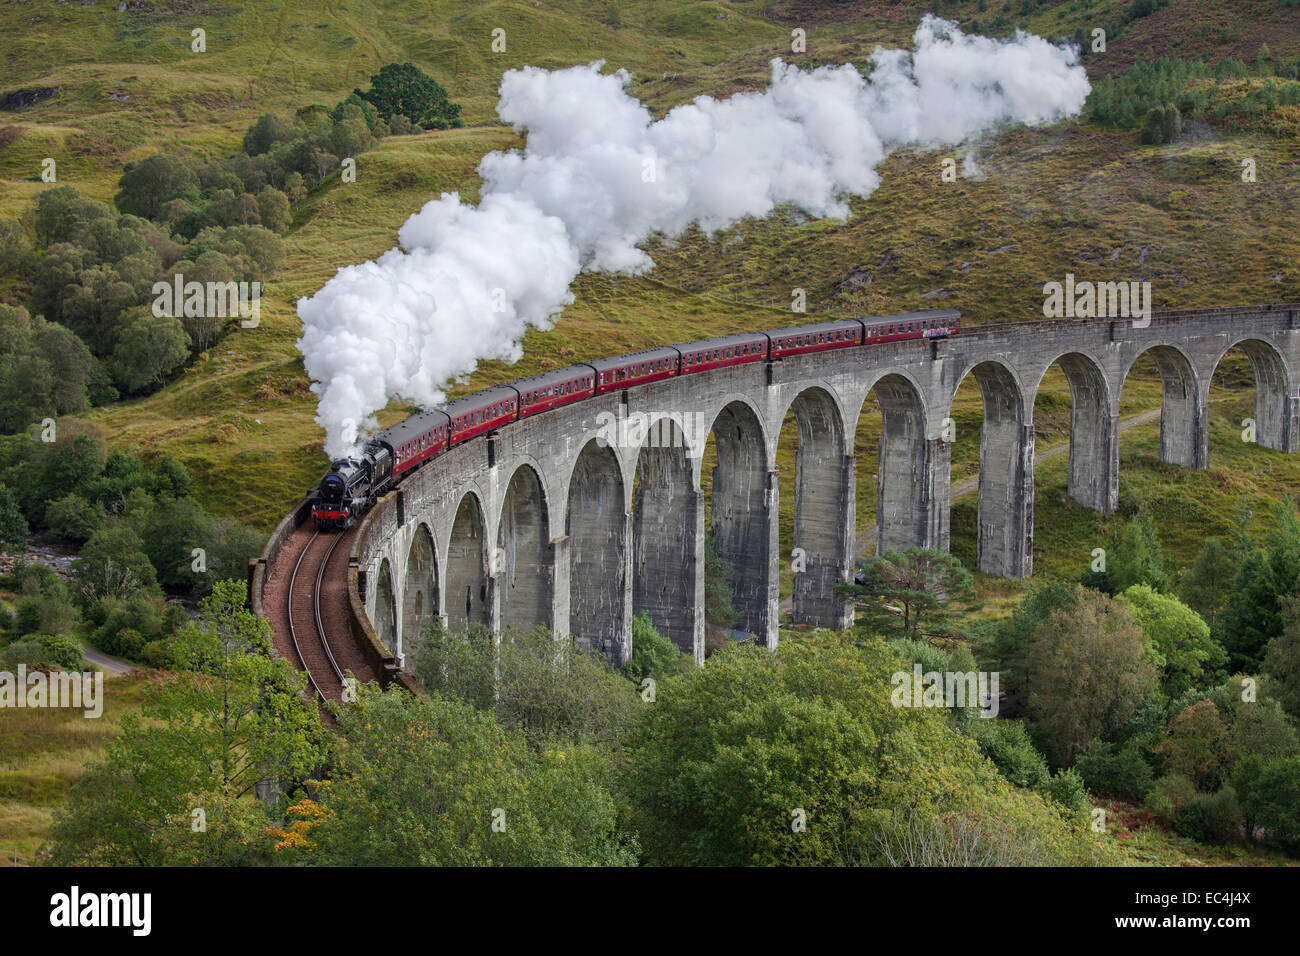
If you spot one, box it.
[346,304,1299,668]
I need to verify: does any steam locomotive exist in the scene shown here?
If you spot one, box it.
[310,310,961,528]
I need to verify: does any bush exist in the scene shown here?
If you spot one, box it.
[1145,773,1197,820]
[1075,738,1156,800]
[1174,786,1243,844]
[140,638,172,668]
[92,595,163,659]
[967,718,1051,789]
[1041,767,1091,812]
[0,639,45,668]
[30,633,85,671]
[624,612,690,682]
[1245,757,1300,848]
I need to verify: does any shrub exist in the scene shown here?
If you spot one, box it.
[624,612,690,682]
[967,718,1051,789]
[0,639,45,668]
[1174,786,1242,844]
[1075,738,1156,800]
[1145,773,1197,820]
[1041,767,1091,812]
[1244,757,1300,848]
[30,633,85,671]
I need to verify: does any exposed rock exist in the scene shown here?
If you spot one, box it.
[0,86,60,111]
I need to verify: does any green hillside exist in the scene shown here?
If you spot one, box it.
[0,0,1297,567]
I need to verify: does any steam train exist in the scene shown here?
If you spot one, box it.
[311,310,961,528]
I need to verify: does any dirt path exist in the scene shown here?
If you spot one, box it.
[81,644,134,675]
[777,406,1164,615]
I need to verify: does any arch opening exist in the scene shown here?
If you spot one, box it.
[1122,344,1203,470]
[632,418,700,658]
[445,493,489,633]
[706,401,772,642]
[951,361,1033,578]
[498,465,554,637]
[781,388,852,628]
[400,524,437,663]
[373,557,397,655]
[567,439,627,662]
[1211,338,1294,455]
[1035,353,1115,514]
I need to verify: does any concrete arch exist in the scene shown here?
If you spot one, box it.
[707,400,773,641]
[784,386,853,628]
[861,372,933,558]
[400,523,437,663]
[1123,344,1204,469]
[374,557,397,654]
[954,360,1033,578]
[692,391,768,486]
[1039,351,1117,513]
[632,417,702,659]
[445,492,489,633]
[1211,337,1296,453]
[567,438,628,662]
[498,464,553,637]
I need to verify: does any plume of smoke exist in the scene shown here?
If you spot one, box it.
[297,16,1090,457]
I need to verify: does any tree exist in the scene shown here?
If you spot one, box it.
[356,62,463,130]
[255,186,292,234]
[32,186,113,246]
[840,547,974,643]
[115,155,199,221]
[1215,503,1300,672]
[987,581,1080,717]
[112,313,190,394]
[142,495,212,591]
[1154,700,1233,791]
[1264,581,1300,721]
[625,612,691,682]
[44,493,106,543]
[0,483,28,553]
[277,685,635,866]
[1022,586,1158,766]
[71,521,160,604]
[242,113,283,156]
[414,620,640,749]
[1087,516,1168,594]
[624,632,1111,866]
[1243,756,1300,848]
[1179,536,1236,622]
[1120,583,1225,696]
[46,581,323,865]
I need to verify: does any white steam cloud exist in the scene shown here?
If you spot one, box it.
[297,16,1090,458]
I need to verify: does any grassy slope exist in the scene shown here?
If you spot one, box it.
[1,0,1296,539]
[0,666,148,865]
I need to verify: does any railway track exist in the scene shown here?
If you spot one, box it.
[265,522,378,712]
[286,530,348,703]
